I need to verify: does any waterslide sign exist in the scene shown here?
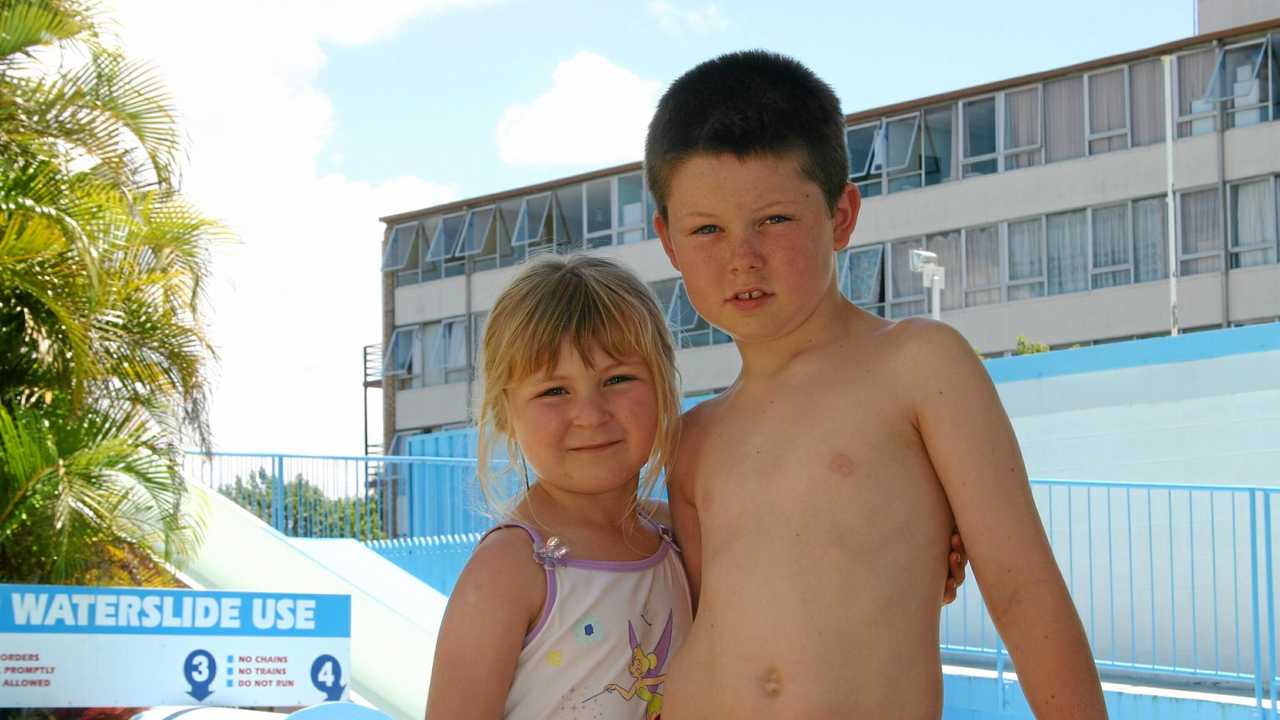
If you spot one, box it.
[0,584,351,707]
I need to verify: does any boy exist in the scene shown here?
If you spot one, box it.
[649,52,1107,718]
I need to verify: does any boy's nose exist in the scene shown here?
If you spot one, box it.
[728,229,765,272]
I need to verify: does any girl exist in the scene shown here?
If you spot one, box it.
[427,254,688,720]
[425,255,966,719]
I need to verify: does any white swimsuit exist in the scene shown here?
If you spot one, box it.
[486,517,693,720]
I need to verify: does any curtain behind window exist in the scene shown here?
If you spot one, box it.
[1130,59,1166,146]
[1231,180,1278,267]
[964,225,1001,306]
[1091,205,1131,287]
[1047,211,1089,295]
[1045,76,1086,162]
[925,231,963,310]
[1180,188,1222,275]
[1133,197,1169,283]
[1088,69,1129,154]
[1007,219,1045,300]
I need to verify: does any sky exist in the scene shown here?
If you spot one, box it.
[100,0,1196,455]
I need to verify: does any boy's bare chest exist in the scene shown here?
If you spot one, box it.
[688,384,937,537]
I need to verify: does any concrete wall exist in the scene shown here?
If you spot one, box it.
[395,382,470,430]
[993,323,1280,485]
[1197,0,1280,33]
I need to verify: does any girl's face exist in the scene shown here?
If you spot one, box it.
[506,338,659,500]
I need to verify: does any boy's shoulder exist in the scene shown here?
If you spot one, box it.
[843,315,977,375]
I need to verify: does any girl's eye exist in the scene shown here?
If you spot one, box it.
[605,374,636,386]
[538,386,568,398]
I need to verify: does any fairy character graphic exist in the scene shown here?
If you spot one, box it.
[603,611,673,720]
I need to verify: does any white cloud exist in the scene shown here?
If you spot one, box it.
[102,0,466,454]
[647,1,729,36]
[496,52,661,167]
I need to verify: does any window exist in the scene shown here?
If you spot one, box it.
[888,238,926,318]
[1046,210,1089,295]
[487,198,525,270]
[1006,219,1045,300]
[965,224,1002,306]
[618,173,646,245]
[1090,204,1132,288]
[1204,40,1270,128]
[651,279,730,348]
[1133,196,1169,282]
[424,317,469,385]
[454,206,496,257]
[585,178,614,248]
[961,97,998,176]
[1086,68,1129,155]
[840,244,885,316]
[513,193,555,263]
[645,188,659,241]
[1177,48,1217,137]
[553,184,585,253]
[1179,188,1222,275]
[470,311,489,366]
[1044,76,1085,163]
[1229,178,1278,268]
[1003,86,1042,169]
[383,221,423,287]
[922,104,955,186]
[847,121,883,198]
[383,326,420,380]
[423,213,466,281]
[1130,59,1167,146]
[884,113,923,193]
[925,231,963,310]
[383,222,419,271]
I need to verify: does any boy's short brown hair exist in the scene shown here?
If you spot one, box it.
[644,50,848,220]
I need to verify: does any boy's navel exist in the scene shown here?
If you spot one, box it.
[760,666,783,697]
[828,453,856,478]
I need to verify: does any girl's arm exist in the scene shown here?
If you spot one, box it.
[426,527,547,720]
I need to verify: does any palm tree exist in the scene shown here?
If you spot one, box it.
[0,0,223,583]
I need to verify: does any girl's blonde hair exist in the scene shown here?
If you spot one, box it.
[475,254,681,515]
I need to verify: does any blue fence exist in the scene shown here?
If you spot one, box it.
[186,452,1280,711]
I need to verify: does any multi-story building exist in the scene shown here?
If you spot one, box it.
[377,2,1280,451]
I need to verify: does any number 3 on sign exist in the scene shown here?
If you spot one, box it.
[310,654,345,701]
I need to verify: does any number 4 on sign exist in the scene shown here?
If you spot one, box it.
[309,654,345,701]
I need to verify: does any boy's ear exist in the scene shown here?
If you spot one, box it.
[832,182,861,252]
[655,211,680,270]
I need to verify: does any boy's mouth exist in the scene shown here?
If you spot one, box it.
[728,288,769,301]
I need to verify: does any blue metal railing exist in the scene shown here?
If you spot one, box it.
[184,452,1280,712]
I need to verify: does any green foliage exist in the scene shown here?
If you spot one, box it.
[0,0,222,584]
[1013,335,1051,356]
[219,469,386,542]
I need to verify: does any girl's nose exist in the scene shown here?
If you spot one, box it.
[572,389,611,426]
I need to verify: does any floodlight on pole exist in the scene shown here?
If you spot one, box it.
[910,249,945,322]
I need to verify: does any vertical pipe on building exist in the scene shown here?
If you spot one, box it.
[1216,39,1231,329]
[464,250,474,424]
[1162,55,1180,335]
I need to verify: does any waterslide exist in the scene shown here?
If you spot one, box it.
[177,482,448,720]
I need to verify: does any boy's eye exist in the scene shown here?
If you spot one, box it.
[763,214,791,225]
[692,224,721,236]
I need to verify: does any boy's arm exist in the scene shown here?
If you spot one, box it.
[425,528,545,720]
[904,321,1106,719]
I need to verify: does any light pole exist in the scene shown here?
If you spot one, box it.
[911,248,945,321]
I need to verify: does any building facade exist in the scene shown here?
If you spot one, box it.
[378,12,1280,450]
